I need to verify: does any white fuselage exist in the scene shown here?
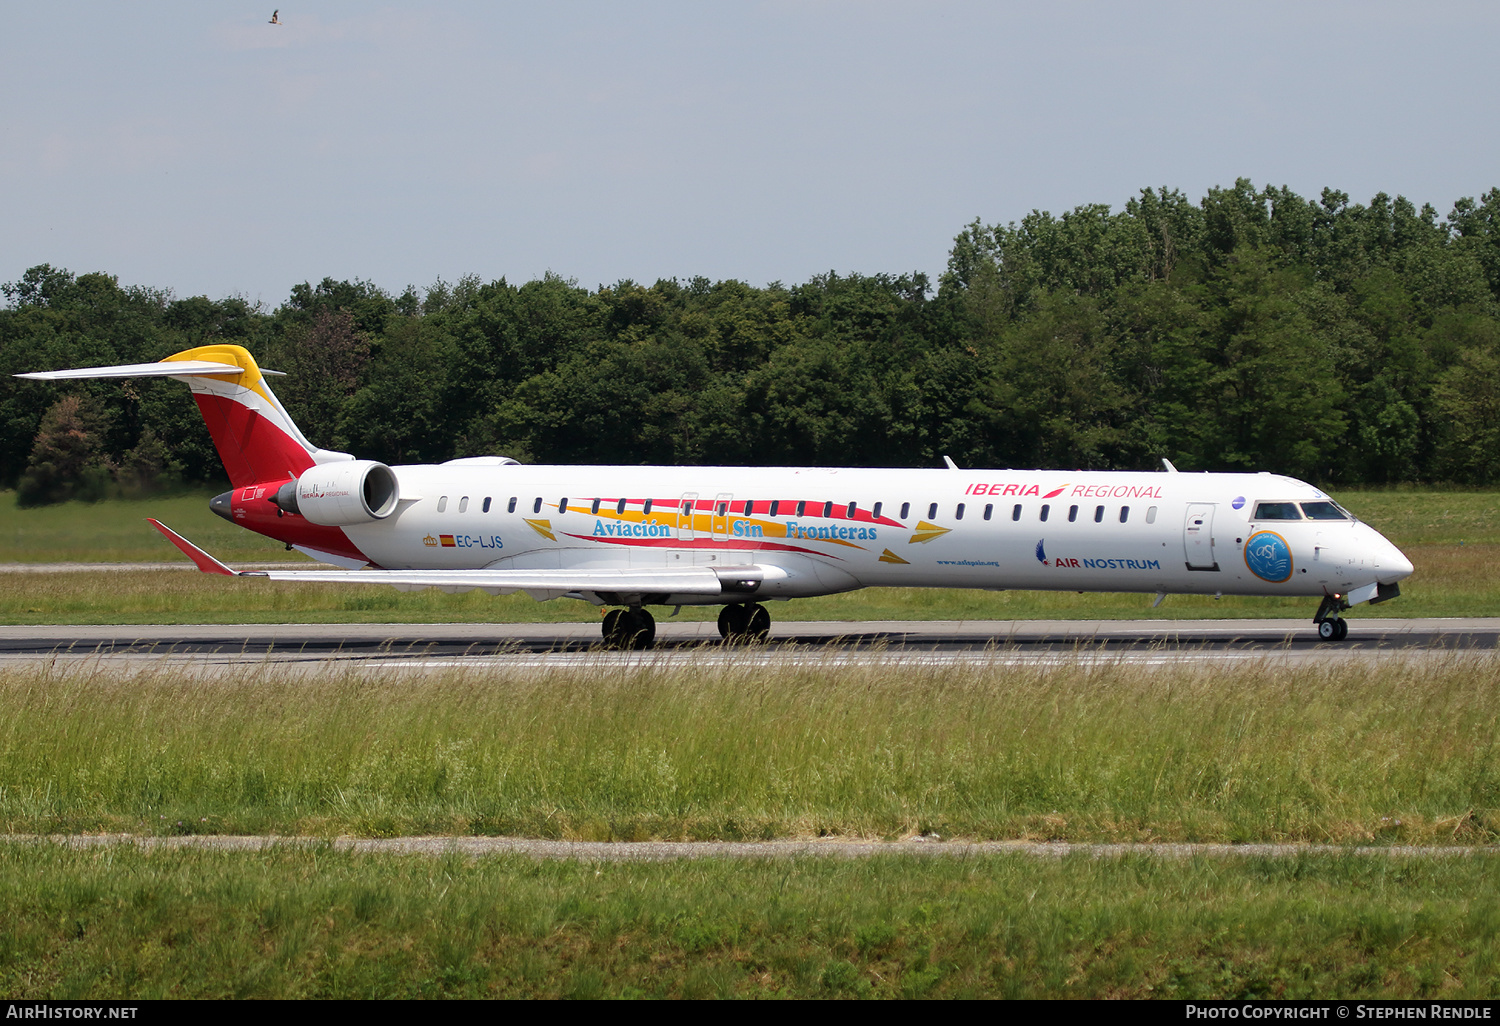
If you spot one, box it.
[334,464,1413,605]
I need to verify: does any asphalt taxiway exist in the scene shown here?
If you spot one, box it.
[0,618,1495,672]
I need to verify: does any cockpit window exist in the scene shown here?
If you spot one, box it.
[1252,502,1302,520]
[1301,501,1351,520]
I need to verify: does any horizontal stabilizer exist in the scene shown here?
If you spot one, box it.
[16,360,247,381]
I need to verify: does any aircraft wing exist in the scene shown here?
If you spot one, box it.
[147,519,768,598]
[248,565,740,596]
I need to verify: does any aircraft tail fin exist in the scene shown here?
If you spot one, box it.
[16,344,352,488]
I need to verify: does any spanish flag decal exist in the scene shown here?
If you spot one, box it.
[439,535,456,547]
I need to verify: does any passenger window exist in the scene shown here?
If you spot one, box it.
[1040,504,1050,522]
[533,497,542,514]
[437,496,448,513]
[872,501,883,518]
[822,501,833,518]
[617,498,627,515]
[1301,501,1350,520]
[718,502,728,516]
[927,502,938,520]
[1012,504,1022,521]
[955,503,965,520]
[983,504,993,521]
[1120,506,1129,523]
[681,500,692,516]
[1252,502,1303,520]
[1068,505,1078,522]
[769,500,779,517]
[643,498,653,514]
[1094,505,1103,523]
[900,502,910,519]
[847,501,857,518]
[1146,506,1157,524]
[507,497,517,513]
[458,496,469,513]
[482,497,492,513]
[560,498,569,514]
[591,498,601,515]
[796,501,807,517]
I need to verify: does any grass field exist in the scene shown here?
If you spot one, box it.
[2,844,1497,999]
[0,488,1496,624]
[3,657,1496,844]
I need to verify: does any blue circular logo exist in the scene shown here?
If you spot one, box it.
[1232,495,1246,510]
[1244,531,1293,583]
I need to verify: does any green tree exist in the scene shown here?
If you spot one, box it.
[1432,345,1500,483]
[16,394,114,506]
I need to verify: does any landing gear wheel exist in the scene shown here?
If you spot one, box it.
[602,608,625,646]
[718,603,771,642]
[619,608,656,650]
[717,603,750,639]
[1314,594,1352,643]
[746,603,771,641]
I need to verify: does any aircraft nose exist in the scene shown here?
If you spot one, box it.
[209,490,234,523]
[1384,546,1415,582]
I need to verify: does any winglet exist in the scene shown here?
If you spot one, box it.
[147,519,237,576]
[942,455,960,470]
[1161,458,1180,473]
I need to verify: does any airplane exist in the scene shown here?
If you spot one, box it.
[17,344,1415,647]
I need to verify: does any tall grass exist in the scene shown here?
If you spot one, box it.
[1,844,1497,998]
[2,655,1495,842]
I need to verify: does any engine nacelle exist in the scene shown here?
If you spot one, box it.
[275,460,400,526]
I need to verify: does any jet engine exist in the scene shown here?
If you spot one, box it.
[272,460,400,526]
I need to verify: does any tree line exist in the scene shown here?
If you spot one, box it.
[2,178,1498,504]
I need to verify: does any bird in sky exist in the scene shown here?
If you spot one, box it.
[269,9,280,24]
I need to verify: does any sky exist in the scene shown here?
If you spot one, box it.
[3,1,1497,307]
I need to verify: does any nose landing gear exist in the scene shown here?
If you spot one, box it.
[602,607,656,650]
[717,602,771,642]
[1314,594,1350,642]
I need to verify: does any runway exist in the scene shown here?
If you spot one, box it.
[0,617,1495,671]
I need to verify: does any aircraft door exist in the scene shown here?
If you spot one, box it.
[677,492,698,542]
[711,493,733,542]
[1183,503,1218,570]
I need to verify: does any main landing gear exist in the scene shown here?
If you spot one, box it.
[717,602,771,642]
[1313,594,1350,642]
[602,607,656,650]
